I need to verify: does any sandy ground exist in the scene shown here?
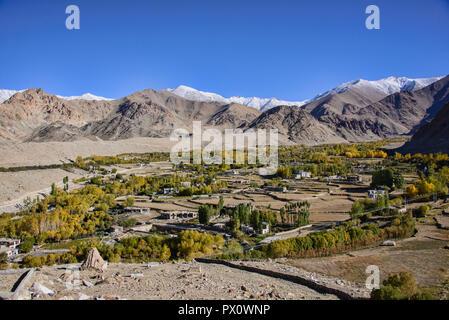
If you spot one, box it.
[0,137,176,168]
[10,261,338,300]
[0,168,89,212]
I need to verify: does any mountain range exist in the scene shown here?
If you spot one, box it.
[167,76,442,111]
[0,90,111,103]
[1,75,448,150]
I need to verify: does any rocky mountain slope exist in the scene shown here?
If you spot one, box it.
[0,89,116,141]
[398,102,449,154]
[302,75,449,141]
[246,105,347,145]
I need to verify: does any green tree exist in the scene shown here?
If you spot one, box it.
[50,183,57,196]
[20,237,35,253]
[371,169,394,189]
[276,167,292,179]
[393,174,404,189]
[123,197,135,208]
[371,272,434,300]
[218,195,224,213]
[198,204,212,225]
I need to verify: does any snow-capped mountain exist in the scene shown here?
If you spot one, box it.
[0,89,112,103]
[167,85,308,111]
[311,76,444,101]
[56,93,113,101]
[167,76,443,111]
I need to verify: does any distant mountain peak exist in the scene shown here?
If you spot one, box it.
[0,89,112,103]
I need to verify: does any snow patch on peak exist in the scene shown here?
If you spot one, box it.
[167,86,307,111]
[0,89,25,103]
[168,85,228,104]
[311,76,443,101]
[57,93,113,101]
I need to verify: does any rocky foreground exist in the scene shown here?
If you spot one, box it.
[2,261,343,300]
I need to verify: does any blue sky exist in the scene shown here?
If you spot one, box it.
[0,0,448,100]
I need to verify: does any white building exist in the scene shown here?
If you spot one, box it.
[180,181,191,188]
[0,238,21,259]
[296,171,311,179]
[163,187,175,194]
[261,222,270,235]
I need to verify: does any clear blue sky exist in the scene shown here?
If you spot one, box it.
[0,0,448,100]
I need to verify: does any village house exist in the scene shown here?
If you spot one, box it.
[295,170,312,179]
[160,211,198,220]
[180,181,191,188]
[163,187,175,195]
[0,238,21,259]
[261,222,270,235]
[0,238,20,249]
[368,189,386,200]
[123,207,151,216]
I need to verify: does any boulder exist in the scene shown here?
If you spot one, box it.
[81,248,107,272]
[82,280,94,287]
[381,240,396,246]
[30,282,55,296]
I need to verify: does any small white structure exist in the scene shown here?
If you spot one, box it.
[296,171,311,179]
[398,207,407,214]
[180,181,191,188]
[163,187,175,194]
[212,223,226,230]
[261,222,270,235]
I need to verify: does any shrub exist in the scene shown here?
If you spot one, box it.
[20,237,35,253]
[371,271,435,300]
[413,205,429,218]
